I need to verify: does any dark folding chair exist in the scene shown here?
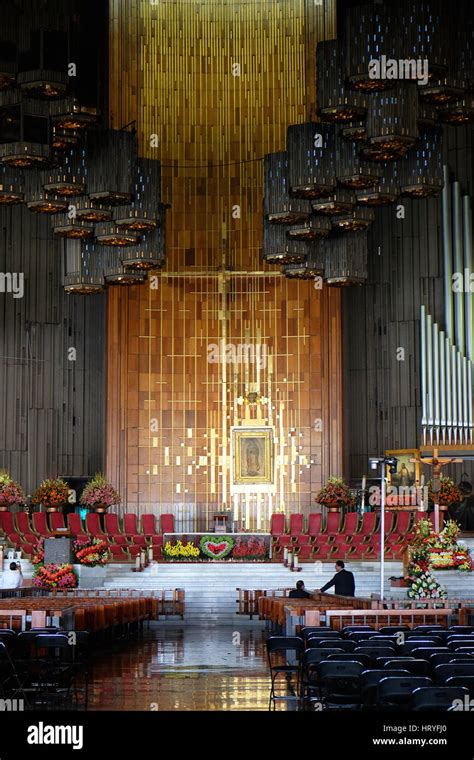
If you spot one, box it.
[326,653,371,668]
[306,638,344,650]
[347,632,381,644]
[266,636,304,710]
[383,658,431,677]
[430,653,474,667]
[401,640,444,655]
[32,634,76,709]
[413,625,445,633]
[0,630,16,650]
[317,660,364,706]
[300,627,335,640]
[445,676,474,696]
[306,630,342,642]
[452,647,474,656]
[449,626,474,635]
[300,649,328,709]
[361,669,410,707]
[434,662,474,684]
[378,626,410,635]
[411,686,469,710]
[316,639,356,652]
[377,676,432,708]
[354,646,396,660]
[341,626,375,634]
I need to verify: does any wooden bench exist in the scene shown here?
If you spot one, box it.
[326,608,454,631]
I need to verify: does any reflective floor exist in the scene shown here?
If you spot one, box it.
[88,626,274,711]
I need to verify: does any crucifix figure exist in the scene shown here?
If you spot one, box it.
[411,448,463,532]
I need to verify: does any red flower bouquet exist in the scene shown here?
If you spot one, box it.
[73,537,111,567]
[232,537,268,560]
[0,471,25,507]
[315,477,356,508]
[32,478,69,508]
[33,563,78,590]
[427,476,461,506]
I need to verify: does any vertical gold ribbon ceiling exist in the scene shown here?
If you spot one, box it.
[107,0,341,527]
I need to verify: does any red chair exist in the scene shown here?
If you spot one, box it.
[32,512,50,537]
[49,513,65,531]
[109,545,130,561]
[142,514,163,548]
[15,512,38,543]
[307,513,322,537]
[395,512,412,536]
[296,544,315,561]
[123,513,147,546]
[344,512,359,536]
[289,513,305,547]
[0,512,22,545]
[160,514,175,533]
[86,512,105,536]
[270,513,291,548]
[67,513,88,537]
[105,513,129,545]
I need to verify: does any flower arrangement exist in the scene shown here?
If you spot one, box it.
[407,517,472,598]
[427,476,461,506]
[163,540,200,560]
[73,537,111,567]
[32,563,78,590]
[0,471,25,507]
[315,477,356,508]
[80,473,120,509]
[32,478,69,508]
[200,535,234,559]
[231,537,268,560]
[32,538,45,566]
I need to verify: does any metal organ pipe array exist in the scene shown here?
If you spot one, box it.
[421,167,474,445]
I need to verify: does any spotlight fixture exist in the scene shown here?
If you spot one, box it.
[264,151,311,224]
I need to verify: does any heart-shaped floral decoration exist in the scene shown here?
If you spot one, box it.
[200,535,234,559]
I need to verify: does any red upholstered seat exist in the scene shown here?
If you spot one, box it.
[20,542,35,557]
[141,513,158,537]
[0,512,15,534]
[161,514,175,533]
[344,512,359,535]
[359,512,377,535]
[270,513,285,536]
[105,513,121,535]
[32,512,50,537]
[15,512,37,542]
[86,512,106,536]
[128,545,142,557]
[123,513,139,535]
[325,511,342,536]
[49,513,65,531]
[308,513,322,537]
[296,544,314,561]
[67,513,88,537]
[109,545,130,560]
[289,513,304,535]
[395,512,411,535]
[382,511,396,535]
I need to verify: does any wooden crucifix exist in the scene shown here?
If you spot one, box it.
[411,448,463,532]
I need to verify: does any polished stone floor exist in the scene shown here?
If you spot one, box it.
[88,626,276,711]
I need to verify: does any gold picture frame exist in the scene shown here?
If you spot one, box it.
[232,427,274,485]
[385,449,420,487]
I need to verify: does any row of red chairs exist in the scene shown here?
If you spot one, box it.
[271,512,438,561]
[0,511,176,561]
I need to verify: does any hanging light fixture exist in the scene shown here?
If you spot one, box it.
[53,212,95,239]
[104,245,147,285]
[356,161,399,206]
[17,26,69,100]
[43,147,87,197]
[121,213,166,270]
[336,138,380,189]
[286,217,331,240]
[417,104,439,132]
[0,92,53,167]
[0,164,23,204]
[437,96,474,124]
[50,98,98,131]
[114,159,161,231]
[341,122,367,143]
[86,129,136,206]
[74,197,112,223]
[51,126,81,151]
[95,221,140,247]
[0,5,18,93]
[316,40,366,123]
[345,4,397,92]
[312,188,355,216]
[325,232,368,286]
[287,122,337,199]
[398,128,443,198]
[63,239,104,294]
[264,151,311,224]
[262,220,306,264]
[331,206,374,232]
[282,244,326,279]
[25,171,68,214]
[364,84,419,160]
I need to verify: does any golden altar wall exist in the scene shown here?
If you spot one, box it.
[106,0,341,528]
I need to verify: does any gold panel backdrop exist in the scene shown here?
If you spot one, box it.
[106,0,341,529]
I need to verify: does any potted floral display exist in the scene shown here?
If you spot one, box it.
[80,473,120,513]
[32,563,78,590]
[427,475,461,506]
[73,537,111,567]
[0,471,25,512]
[315,476,356,513]
[32,477,69,513]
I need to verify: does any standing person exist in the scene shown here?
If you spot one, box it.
[288,580,310,599]
[0,561,23,589]
[317,560,355,597]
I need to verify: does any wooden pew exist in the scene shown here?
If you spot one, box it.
[326,608,454,631]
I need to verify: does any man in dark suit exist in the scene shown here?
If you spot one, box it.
[288,580,310,599]
[318,560,355,597]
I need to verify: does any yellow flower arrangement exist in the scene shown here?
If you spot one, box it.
[163,540,200,559]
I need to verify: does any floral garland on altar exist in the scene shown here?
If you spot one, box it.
[73,537,111,567]
[33,563,78,590]
[407,519,472,600]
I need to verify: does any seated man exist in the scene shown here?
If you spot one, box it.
[317,560,355,597]
[0,561,23,589]
[288,579,310,599]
